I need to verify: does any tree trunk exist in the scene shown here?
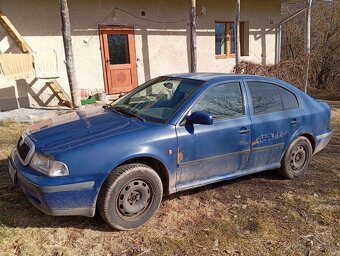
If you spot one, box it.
[235,0,241,73]
[189,0,197,73]
[304,0,313,93]
[58,0,81,109]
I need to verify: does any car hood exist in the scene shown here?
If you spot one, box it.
[26,107,154,152]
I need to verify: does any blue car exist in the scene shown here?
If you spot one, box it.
[9,74,332,230]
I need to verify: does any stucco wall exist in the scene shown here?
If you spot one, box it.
[0,0,280,110]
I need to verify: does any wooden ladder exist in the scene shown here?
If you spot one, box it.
[47,80,72,108]
[0,10,72,108]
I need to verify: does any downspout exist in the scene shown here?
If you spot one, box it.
[275,5,309,64]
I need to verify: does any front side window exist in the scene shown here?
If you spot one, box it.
[247,81,283,114]
[112,77,203,123]
[191,82,244,119]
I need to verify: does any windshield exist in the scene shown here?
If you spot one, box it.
[112,77,203,124]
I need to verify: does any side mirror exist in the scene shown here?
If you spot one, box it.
[186,111,213,125]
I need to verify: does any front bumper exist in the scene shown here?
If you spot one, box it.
[314,130,332,154]
[9,149,97,217]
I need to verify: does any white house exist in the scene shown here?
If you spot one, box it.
[0,0,282,111]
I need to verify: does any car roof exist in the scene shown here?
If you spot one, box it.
[166,72,270,82]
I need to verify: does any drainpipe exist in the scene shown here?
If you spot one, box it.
[275,5,309,64]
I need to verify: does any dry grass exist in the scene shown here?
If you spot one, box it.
[0,103,339,256]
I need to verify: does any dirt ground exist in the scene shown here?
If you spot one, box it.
[0,101,339,256]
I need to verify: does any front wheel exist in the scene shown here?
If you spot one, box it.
[98,163,163,230]
[279,136,313,179]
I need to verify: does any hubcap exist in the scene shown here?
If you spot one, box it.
[117,179,152,218]
[290,145,306,171]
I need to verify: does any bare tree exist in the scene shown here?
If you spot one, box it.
[281,1,340,90]
[58,0,81,108]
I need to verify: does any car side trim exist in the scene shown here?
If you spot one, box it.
[179,149,250,167]
[178,143,284,167]
[251,143,285,152]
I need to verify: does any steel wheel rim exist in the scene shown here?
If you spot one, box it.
[116,179,153,220]
[290,144,307,172]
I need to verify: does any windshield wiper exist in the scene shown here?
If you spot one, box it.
[103,104,124,116]
[112,106,146,123]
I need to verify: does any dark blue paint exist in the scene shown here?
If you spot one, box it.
[186,111,213,125]
[9,73,332,217]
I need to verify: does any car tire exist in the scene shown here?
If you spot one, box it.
[279,136,313,179]
[98,163,163,230]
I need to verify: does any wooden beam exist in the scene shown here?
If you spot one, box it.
[58,0,81,109]
[189,0,197,73]
[235,0,241,72]
[0,11,33,54]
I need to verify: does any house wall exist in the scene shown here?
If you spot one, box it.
[0,0,280,110]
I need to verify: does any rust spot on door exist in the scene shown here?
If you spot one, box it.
[177,148,183,165]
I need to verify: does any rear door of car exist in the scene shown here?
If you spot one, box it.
[175,80,252,191]
[244,79,303,170]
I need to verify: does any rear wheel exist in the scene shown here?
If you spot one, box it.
[280,136,313,179]
[98,163,163,230]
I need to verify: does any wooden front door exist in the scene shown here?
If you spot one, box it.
[99,26,138,94]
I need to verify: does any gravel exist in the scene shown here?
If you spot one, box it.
[0,108,69,122]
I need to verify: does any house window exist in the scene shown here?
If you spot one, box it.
[215,21,249,57]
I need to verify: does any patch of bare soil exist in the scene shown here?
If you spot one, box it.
[0,103,339,256]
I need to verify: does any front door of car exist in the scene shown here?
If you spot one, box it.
[245,81,304,169]
[175,81,251,191]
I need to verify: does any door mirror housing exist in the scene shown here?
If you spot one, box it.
[186,111,213,125]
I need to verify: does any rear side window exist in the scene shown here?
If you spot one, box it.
[279,87,299,109]
[247,81,283,114]
[191,82,244,119]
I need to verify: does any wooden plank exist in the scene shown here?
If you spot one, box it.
[0,11,33,54]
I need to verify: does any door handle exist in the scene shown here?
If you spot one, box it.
[239,127,250,134]
[290,119,298,125]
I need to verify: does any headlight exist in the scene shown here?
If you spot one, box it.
[29,153,69,177]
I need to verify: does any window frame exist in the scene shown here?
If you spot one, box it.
[245,80,300,116]
[180,80,246,125]
[215,21,246,58]
[278,86,300,110]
